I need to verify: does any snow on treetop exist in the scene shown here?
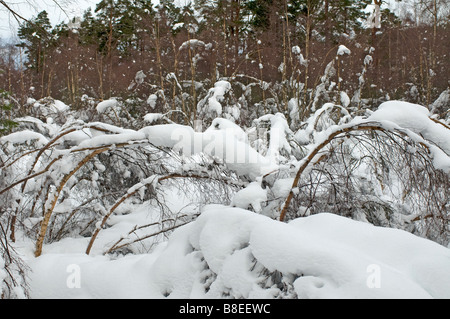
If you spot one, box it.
[51,100,70,113]
[179,39,206,51]
[29,205,450,298]
[0,130,49,147]
[206,80,232,116]
[205,118,247,142]
[337,45,351,56]
[147,94,158,109]
[143,113,163,124]
[96,99,118,114]
[369,100,450,156]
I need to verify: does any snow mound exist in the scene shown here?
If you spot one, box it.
[207,81,231,116]
[0,130,49,147]
[144,113,164,124]
[231,181,267,213]
[96,99,118,114]
[140,122,277,180]
[205,118,248,143]
[29,206,450,299]
[147,94,157,109]
[337,45,351,56]
[149,206,450,299]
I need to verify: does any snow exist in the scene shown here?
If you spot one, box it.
[75,131,146,150]
[60,128,93,145]
[255,113,292,163]
[29,253,162,298]
[0,257,6,286]
[26,205,450,299]
[337,45,351,56]
[231,181,267,213]
[135,70,146,85]
[431,88,450,116]
[368,101,450,167]
[207,80,232,116]
[172,22,184,31]
[272,178,295,198]
[51,100,70,113]
[96,99,118,114]
[141,118,277,180]
[140,124,193,149]
[179,39,206,51]
[0,130,49,147]
[2,94,449,300]
[201,126,277,179]
[147,94,158,109]
[340,91,351,107]
[27,99,70,118]
[292,46,307,66]
[205,118,247,143]
[144,113,163,124]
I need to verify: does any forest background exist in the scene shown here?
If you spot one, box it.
[0,0,448,129]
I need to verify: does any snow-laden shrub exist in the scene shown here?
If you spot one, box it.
[26,97,71,125]
[431,88,450,119]
[0,90,19,136]
[147,206,450,298]
[0,93,449,300]
[21,205,450,299]
[0,229,29,299]
[197,80,243,126]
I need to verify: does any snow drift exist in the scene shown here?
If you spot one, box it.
[29,205,450,299]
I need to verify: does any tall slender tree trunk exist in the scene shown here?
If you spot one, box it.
[19,47,26,104]
[222,17,228,77]
[186,22,197,121]
[96,52,104,100]
[40,53,46,98]
[324,0,330,42]
[107,7,114,99]
[282,14,288,111]
[303,5,311,117]
[372,0,382,43]
[155,18,165,91]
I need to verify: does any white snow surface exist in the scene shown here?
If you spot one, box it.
[368,100,450,171]
[0,130,49,146]
[179,39,206,51]
[337,45,351,56]
[27,205,450,299]
[207,80,232,116]
[51,100,70,113]
[255,113,292,164]
[369,101,449,151]
[6,100,449,299]
[140,122,277,180]
[147,94,158,109]
[231,181,267,213]
[205,118,248,143]
[143,113,164,124]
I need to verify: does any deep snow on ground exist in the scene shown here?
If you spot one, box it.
[25,205,450,299]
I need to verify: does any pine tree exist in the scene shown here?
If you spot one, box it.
[0,89,18,136]
[244,0,274,30]
[92,0,155,56]
[78,8,99,47]
[17,11,54,73]
[324,0,372,40]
